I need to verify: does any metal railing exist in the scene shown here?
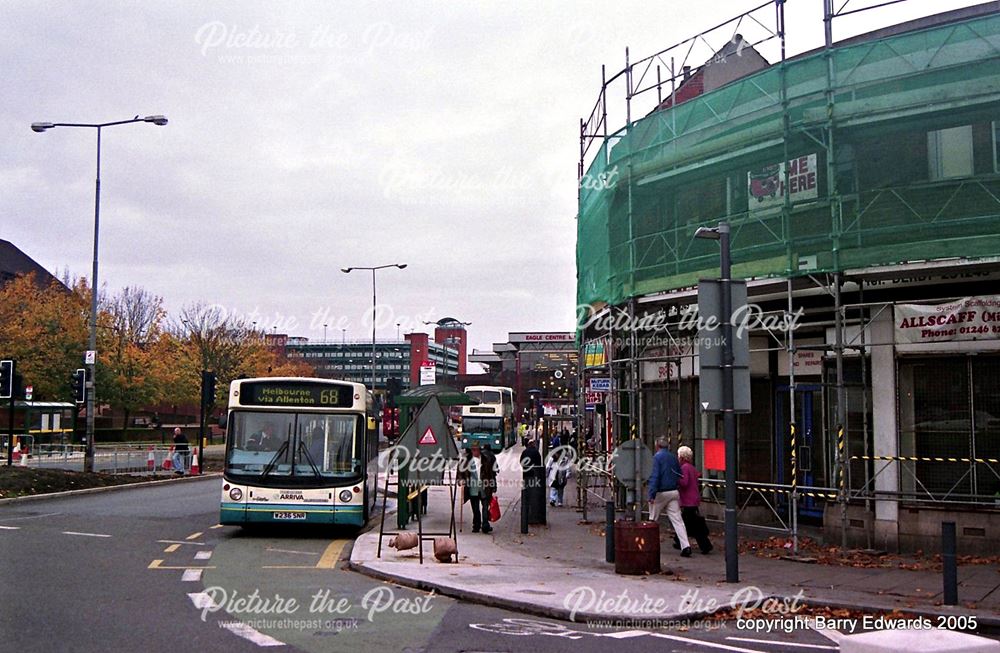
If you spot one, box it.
[8,443,188,475]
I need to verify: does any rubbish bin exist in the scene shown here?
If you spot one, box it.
[614,520,660,574]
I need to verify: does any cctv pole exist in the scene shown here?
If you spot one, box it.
[719,222,739,583]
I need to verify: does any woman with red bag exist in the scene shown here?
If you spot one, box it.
[458,444,498,534]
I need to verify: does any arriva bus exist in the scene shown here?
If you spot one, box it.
[220,377,377,528]
[460,385,515,451]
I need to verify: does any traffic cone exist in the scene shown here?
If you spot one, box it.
[162,446,173,471]
[189,452,200,475]
[147,446,155,471]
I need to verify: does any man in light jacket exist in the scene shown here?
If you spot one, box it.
[647,437,691,556]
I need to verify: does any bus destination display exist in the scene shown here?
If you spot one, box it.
[242,382,354,408]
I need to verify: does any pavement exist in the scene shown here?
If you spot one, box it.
[350,445,1000,629]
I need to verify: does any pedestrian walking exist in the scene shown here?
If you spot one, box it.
[677,445,713,554]
[546,447,571,507]
[458,444,498,534]
[172,427,190,475]
[648,436,691,556]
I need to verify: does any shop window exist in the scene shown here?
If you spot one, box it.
[928,125,973,180]
[898,356,1000,500]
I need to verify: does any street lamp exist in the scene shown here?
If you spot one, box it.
[694,221,738,583]
[32,114,168,473]
[341,264,407,394]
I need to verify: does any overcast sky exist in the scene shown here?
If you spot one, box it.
[2,0,979,364]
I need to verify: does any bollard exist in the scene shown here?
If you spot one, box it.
[605,501,615,563]
[942,521,958,606]
[520,487,529,535]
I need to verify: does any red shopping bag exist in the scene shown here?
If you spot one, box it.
[489,495,501,522]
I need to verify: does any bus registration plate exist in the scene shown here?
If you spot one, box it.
[273,511,307,520]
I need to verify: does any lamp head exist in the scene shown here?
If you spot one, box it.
[144,115,168,126]
[31,122,54,133]
[694,226,721,240]
[396,263,407,269]
[341,268,353,273]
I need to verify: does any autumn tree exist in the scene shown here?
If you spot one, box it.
[98,286,170,435]
[0,273,87,400]
[168,303,314,411]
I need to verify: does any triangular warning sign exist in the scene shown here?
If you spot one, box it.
[418,426,437,445]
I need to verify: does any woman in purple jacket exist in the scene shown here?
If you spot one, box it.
[676,446,713,554]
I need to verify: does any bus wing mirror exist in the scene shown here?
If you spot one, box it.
[218,414,228,430]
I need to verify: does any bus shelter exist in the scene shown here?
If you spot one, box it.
[2,401,76,459]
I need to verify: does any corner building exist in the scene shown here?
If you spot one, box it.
[576,3,1000,553]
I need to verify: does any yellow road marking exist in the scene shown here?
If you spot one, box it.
[210,524,224,529]
[316,540,348,569]
[148,559,216,570]
[186,532,203,540]
[163,544,180,553]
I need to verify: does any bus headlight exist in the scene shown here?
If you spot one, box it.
[339,490,353,502]
[229,487,243,501]
[462,437,468,444]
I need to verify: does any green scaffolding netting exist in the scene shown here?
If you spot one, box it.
[577,12,1000,308]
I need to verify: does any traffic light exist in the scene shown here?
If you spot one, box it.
[0,360,14,400]
[201,370,217,408]
[71,368,87,404]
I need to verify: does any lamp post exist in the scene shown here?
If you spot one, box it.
[31,115,167,473]
[694,221,738,583]
[342,264,407,395]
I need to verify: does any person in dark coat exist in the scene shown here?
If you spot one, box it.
[171,427,190,475]
[458,444,498,533]
[520,438,543,490]
[677,445,712,554]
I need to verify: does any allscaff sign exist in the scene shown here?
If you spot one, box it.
[895,296,1000,343]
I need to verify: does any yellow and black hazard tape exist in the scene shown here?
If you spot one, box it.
[790,423,797,494]
[701,479,838,500]
[837,424,845,494]
[851,455,1000,464]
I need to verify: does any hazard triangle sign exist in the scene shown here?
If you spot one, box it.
[418,426,437,445]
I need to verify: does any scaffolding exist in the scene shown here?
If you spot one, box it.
[577,2,1000,550]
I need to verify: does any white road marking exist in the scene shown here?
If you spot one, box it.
[265,547,320,556]
[602,630,657,638]
[182,569,203,582]
[188,592,217,611]
[0,512,63,522]
[62,531,111,538]
[194,551,212,560]
[0,526,21,530]
[157,539,206,546]
[650,633,767,653]
[219,621,285,647]
[727,637,837,650]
